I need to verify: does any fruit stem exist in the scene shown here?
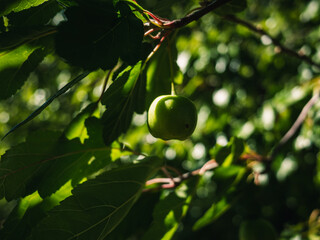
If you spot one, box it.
[167,35,176,95]
[171,82,176,95]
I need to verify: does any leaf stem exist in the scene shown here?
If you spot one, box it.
[166,35,176,95]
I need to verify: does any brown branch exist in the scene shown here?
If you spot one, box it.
[144,159,218,190]
[224,15,320,70]
[164,0,232,28]
[270,90,320,159]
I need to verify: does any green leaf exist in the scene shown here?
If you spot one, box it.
[0,130,62,200]
[193,197,231,231]
[0,37,52,100]
[214,0,247,15]
[55,1,144,70]
[101,61,144,144]
[37,137,112,198]
[2,71,89,139]
[0,183,72,240]
[146,40,179,106]
[56,0,78,8]
[0,0,49,16]
[84,117,105,147]
[0,27,55,52]
[193,165,247,230]
[107,192,160,240]
[210,137,245,166]
[7,1,62,27]
[30,156,163,240]
[142,178,199,240]
[116,2,144,65]
[64,103,98,141]
[0,128,111,200]
[144,0,191,17]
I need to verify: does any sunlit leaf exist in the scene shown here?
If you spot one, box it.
[0,0,49,16]
[101,61,145,144]
[0,128,111,200]
[193,197,231,231]
[210,137,245,166]
[193,165,247,230]
[0,38,52,100]
[7,1,62,27]
[142,178,199,240]
[2,71,89,139]
[30,156,163,240]
[0,183,72,240]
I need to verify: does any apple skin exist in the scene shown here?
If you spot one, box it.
[147,95,197,140]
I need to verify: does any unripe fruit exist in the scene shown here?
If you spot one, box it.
[147,95,197,140]
[239,219,277,240]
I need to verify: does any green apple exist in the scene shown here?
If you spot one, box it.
[147,95,197,140]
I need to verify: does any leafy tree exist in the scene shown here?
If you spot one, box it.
[0,0,320,239]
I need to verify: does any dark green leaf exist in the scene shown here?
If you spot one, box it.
[0,35,54,100]
[107,192,161,240]
[56,0,78,7]
[37,137,112,197]
[116,2,144,65]
[0,27,55,52]
[55,1,144,70]
[0,16,5,32]
[7,1,62,27]
[192,197,231,231]
[84,117,105,147]
[146,40,179,106]
[210,137,245,166]
[0,184,72,240]
[0,0,49,16]
[101,61,144,144]
[0,130,62,200]
[2,71,89,139]
[214,0,247,15]
[193,165,247,230]
[142,178,199,240]
[64,103,98,141]
[30,157,163,240]
[0,127,111,200]
[144,0,192,17]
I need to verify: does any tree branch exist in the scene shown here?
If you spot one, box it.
[165,0,232,28]
[224,15,320,70]
[270,90,320,159]
[144,159,218,190]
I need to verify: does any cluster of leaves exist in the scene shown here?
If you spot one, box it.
[0,0,320,239]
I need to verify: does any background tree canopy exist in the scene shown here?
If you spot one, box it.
[0,0,320,239]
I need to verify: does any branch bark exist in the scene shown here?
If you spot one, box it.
[270,90,320,159]
[164,0,232,28]
[144,159,218,190]
[224,15,320,70]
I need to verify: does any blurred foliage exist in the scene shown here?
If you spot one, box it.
[0,0,320,239]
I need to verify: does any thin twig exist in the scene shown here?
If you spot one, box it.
[224,15,320,70]
[270,91,320,159]
[144,159,218,190]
